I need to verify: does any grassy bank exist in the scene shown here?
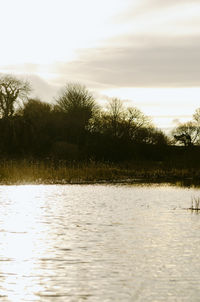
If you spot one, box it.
[0,159,200,185]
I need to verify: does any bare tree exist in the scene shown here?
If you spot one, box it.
[123,107,151,140]
[56,83,96,116]
[107,98,124,119]
[96,98,152,140]
[0,75,31,118]
[55,83,98,144]
[106,98,124,137]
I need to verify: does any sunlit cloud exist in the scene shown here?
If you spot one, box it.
[51,34,200,88]
[0,0,199,129]
[0,0,130,65]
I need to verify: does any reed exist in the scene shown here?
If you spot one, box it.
[190,196,200,210]
[0,159,200,184]
[0,160,130,184]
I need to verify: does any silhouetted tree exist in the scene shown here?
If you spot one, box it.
[56,83,96,123]
[91,98,151,141]
[0,75,31,118]
[134,127,169,145]
[106,98,124,137]
[0,79,179,162]
[120,107,151,141]
[22,98,51,118]
[55,83,98,144]
[19,98,53,155]
[172,121,199,146]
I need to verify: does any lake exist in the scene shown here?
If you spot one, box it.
[0,183,200,301]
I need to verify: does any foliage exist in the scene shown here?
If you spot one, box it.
[172,106,200,146]
[172,121,200,146]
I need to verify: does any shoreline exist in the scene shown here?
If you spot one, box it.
[0,176,199,187]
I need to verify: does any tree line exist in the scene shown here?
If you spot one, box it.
[0,74,199,162]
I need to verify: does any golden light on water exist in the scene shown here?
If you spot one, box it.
[0,184,200,301]
[0,185,49,301]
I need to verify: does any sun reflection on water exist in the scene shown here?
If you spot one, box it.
[0,184,200,301]
[0,185,49,301]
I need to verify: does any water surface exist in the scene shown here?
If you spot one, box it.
[0,184,200,301]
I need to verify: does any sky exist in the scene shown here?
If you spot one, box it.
[0,0,200,131]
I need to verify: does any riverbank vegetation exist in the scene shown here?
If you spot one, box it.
[1,158,200,184]
[0,75,200,184]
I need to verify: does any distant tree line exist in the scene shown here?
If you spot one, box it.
[0,74,200,163]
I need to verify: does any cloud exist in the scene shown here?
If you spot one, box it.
[54,34,200,88]
[172,118,181,125]
[114,0,200,22]
[1,33,200,90]
[27,75,59,102]
[0,70,59,102]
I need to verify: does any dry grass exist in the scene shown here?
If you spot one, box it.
[0,160,129,184]
[0,159,200,184]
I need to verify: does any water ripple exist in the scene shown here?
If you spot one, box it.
[0,184,199,301]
